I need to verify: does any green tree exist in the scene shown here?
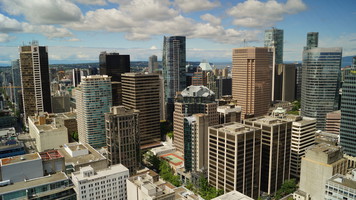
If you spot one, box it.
[71,131,79,141]
[274,179,297,200]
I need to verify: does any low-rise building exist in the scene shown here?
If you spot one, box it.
[28,112,69,152]
[211,190,254,200]
[72,164,129,200]
[127,169,175,200]
[0,172,76,200]
[325,169,356,200]
[0,127,26,158]
[57,142,108,173]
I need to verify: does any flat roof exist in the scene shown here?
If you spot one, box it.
[0,172,69,194]
[39,150,64,161]
[211,122,259,136]
[308,143,341,155]
[212,191,253,200]
[328,174,356,189]
[0,153,40,166]
[72,164,128,181]
[57,143,106,166]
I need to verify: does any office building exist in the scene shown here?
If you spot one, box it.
[19,41,52,123]
[305,32,319,50]
[183,114,209,172]
[162,36,186,122]
[174,85,218,155]
[72,164,129,200]
[28,112,69,152]
[76,75,112,148]
[232,47,273,119]
[301,46,342,129]
[122,73,161,147]
[295,63,302,100]
[217,105,241,124]
[51,95,71,113]
[208,122,261,198]
[127,169,175,200]
[0,172,76,200]
[244,116,292,195]
[0,128,26,158]
[284,115,316,178]
[105,106,140,175]
[11,59,21,110]
[72,68,81,87]
[264,27,284,64]
[148,55,159,73]
[340,70,356,157]
[325,110,341,135]
[298,143,347,200]
[325,170,356,200]
[99,52,130,82]
[274,64,296,102]
[58,142,108,172]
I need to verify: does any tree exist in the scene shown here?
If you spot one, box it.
[274,179,297,200]
[71,131,78,141]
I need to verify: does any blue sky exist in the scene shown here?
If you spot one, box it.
[0,0,355,65]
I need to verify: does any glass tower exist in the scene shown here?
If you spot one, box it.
[264,28,284,64]
[301,47,342,130]
[305,32,319,50]
[162,36,186,122]
[340,70,356,156]
[76,75,112,148]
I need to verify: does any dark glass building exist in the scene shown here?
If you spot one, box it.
[99,52,130,82]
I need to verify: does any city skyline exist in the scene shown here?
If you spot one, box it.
[0,0,356,65]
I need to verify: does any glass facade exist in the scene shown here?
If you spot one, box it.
[264,28,284,64]
[162,36,186,121]
[301,48,342,130]
[305,32,319,50]
[340,71,356,156]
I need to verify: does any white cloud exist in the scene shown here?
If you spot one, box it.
[174,0,220,12]
[150,45,158,50]
[228,0,307,28]
[67,38,81,42]
[200,13,221,26]
[319,33,356,57]
[0,14,23,33]
[75,0,107,5]
[0,33,13,42]
[1,0,83,24]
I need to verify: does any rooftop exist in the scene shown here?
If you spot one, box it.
[327,174,356,190]
[0,153,40,166]
[39,150,64,161]
[72,164,128,181]
[245,116,288,126]
[308,143,341,155]
[211,191,253,200]
[199,61,213,71]
[211,122,259,136]
[181,85,215,97]
[174,186,201,200]
[0,172,69,194]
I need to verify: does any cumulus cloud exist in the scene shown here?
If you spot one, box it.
[1,0,83,24]
[228,0,307,28]
[174,0,220,12]
[0,33,13,42]
[200,13,221,26]
[75,0,107,5]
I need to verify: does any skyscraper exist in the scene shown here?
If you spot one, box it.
[174,85,218,156]
[340,70,356,157]
[232,47,273,119]
[305,32,319,50]
[148,55,158,73]
[208,122,261,198]
[274,64,296,101]
[264,27,284,64]
[105,106,140,175]
[244,116,292,195]
[301,47,342,129]
[11,59,21,110]
[99,52,130,82]
[162,36,186,122]
[76,75,112,148]
[121,73,161,147]
[19,41,52,123]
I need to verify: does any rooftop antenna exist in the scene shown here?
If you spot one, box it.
[243,39,247,47]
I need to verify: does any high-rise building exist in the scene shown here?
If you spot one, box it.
[217,105,241,124]
[162,36,186,122]
[11,59,21,110]
[298,143,347,200]
[99,52,130,82]
[301,47,342,130]
[232,47,273,119]
[174,85,218,155]
[72,164,129,200]
[105,106,140,175]
[121,73,161,147]
[295,63,302,100]
[19,41,52,123]
[72,68,81,87]
[244,116,292,195]
[305,32,319,50]
[76,75,112,148]
[208,122,261,199]
[264,27,284,65]
[325,110,341,135]
[274,64,296,102]
[148,55,159,73]
[340,71,356,157]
